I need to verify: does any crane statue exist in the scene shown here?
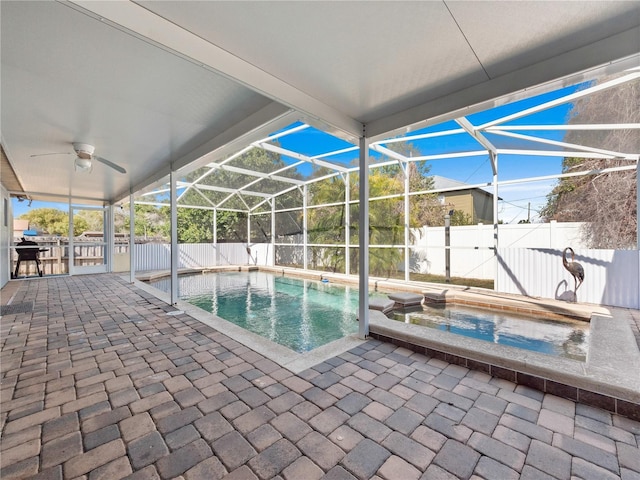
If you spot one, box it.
[562,247,584,300]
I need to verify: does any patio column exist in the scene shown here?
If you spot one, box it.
[358,135,370,339]
[247,213,251,265]
[213,208,217,267]
[491,153,499,289]
[129,194,135,283]
[345,173,350,275]
[404,161,410,282]
[107,205,114,273]
[303,184,308,270]
[170,170,178,305]
[271,200,276,267]
[68,198,74,275]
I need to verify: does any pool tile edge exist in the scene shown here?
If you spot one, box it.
[368,310,640,421]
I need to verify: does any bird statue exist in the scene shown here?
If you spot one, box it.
[562,247,584,300]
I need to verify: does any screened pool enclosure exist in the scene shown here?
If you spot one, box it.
[128,67,639,308]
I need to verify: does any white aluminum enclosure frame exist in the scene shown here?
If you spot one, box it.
[133,68,640,337]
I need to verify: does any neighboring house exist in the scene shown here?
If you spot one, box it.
[432,175,498,224]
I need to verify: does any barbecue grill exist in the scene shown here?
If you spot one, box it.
[13,237,47,278]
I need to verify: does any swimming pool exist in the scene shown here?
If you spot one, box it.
[150,270,589,359]
[392,305,590,361]
[152,271,362,352]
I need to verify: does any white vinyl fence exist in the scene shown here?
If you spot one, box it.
[131,222,639,308]
[410,221,586,280]
[134,243,273,271]
[496,248,640,309]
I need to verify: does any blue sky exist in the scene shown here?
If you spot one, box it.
[13,82,584,224]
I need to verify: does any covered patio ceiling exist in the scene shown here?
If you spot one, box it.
[2,1,639,207]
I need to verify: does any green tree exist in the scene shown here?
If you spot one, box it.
[74,210,103,232]
[177,145,298,243]
[305,142,441,275]
[217,210,247,243]
[541,75,638,248]
[177,208,213,243]
[450,210,473,226]
[114,201,170,240]
[19,208,88,236]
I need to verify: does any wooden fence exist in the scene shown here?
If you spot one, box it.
[10,237,128,276]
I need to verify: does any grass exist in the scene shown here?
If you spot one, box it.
[297,263,495,290]
[405,272,494,290]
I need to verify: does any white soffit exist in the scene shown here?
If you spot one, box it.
[73,0,364,139]
[1,1,276,202]
[447,1,640,78]
[129,0,639,138]
[137,1,487,123]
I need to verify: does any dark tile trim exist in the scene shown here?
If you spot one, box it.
[545,380,578,401]
[516,372,545,392]
[491,366,516,382]
[616,399,640,422]
[368,331,639,420]
[578,390,616,412]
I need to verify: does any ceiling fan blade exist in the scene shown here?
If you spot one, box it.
[30,152,73,157]
[94,156,127,174]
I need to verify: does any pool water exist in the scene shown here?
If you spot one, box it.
[151,271,589,360]
[392,305,590,361]
[154,271,361,352]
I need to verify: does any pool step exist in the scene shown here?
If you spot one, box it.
[388,292,424,309]
[369,298,396,314]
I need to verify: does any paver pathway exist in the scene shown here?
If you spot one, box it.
[1,274,639,479]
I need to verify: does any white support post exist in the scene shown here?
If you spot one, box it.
[212,209,217,245]
[345,173,350,275]
[303,184,308,270]
[358,136,370,339]
[170,171,178,305]
[68,198,74,275]
[213,208,218,267]
[106,205,114,272]
[404,162,410,282]
[492,153,499,290]
[271,200,276,267]
[247,213,251,265]
[129,194,135,283]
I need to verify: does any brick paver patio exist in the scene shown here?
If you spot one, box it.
[1,274,639,479]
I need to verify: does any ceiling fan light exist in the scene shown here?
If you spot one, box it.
[75,157,92,172]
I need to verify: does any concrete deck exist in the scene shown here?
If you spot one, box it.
[1,274,639,479]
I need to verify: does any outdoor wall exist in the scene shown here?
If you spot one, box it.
[497,248,640,309]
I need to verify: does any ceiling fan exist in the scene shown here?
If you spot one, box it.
[30,143,127,174]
